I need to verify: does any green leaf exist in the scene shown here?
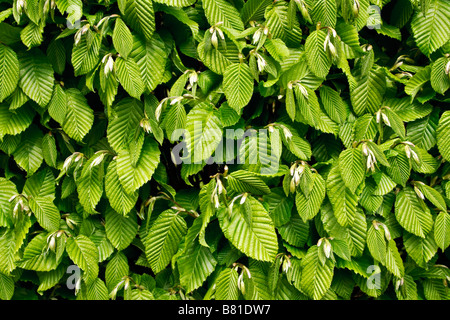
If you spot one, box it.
[431,57,450,95]
[47,84,67,124]
[437,110,450,162]
[115,57,145,99]
[241,0,272,25]
[116,137,161,194]
[300,245,334,300]
[367,223,387,264]
[218,196,278,262]
[161,101,187,143]
[203,0,244,31]
[365,141,390,167]
[279,125,312,160]
[411,147,439,174]
[46,39,66,76]
[144,209,187,274]
[113,18,133,59]
[105,208,138,251]
[319,85,349,124]
[178,240,217,293]
[0,229,15,274]
[29,196,60,232]
[407,109,439,151]
[107,98,144,153]
[376,23,402,41]
[296,173,326,222]
[264,2,302,47]
[404,231,438,268]
[335,21,363,54]
[385,239,404,278]
[227,170,271,196]
[71,32,101,76]
[20,22,43,49]
[223,63,254,111]
[8,87,29,111]
[415,182,446,212]
[385,97,433,122]
[129,289,154,300]
[326,166,358,227]
[18,48,54,107]
[264,39,290,62]
[17,232,64,272]
[405,65,431,100]
[263,188,293,227]
[66,235,99,285]
[396,274,418,300]
[422,279,448,300]
[0,178,18,227]
[305,29,332,79]
[130,34,169,93]
[152,0,196,7]
[86,278,109,300]
[90,230,114,263]
[410,0,450,56]
[286,87,296,121]
[277,212,309,247]
[105,252,129,293]
[0,272,14,300]
[311,0,337,28]
[434,211,450,251]
[184,103,223,164]
[12,125,43,175]
[373,172,396,196]
[105,161,138,216]
[198,36,240,75]
[98,65,119,108]
[351,66,386,115]
[37,265,66,295]
[77,156,104,214]
[383,108,405,139]
[395,187,434,238]
[215,267,239,300]
[0,44,19,103]
[386,151,410,186]
[338,148,365,193]
[0,104,35,140]
[41,133,57,168]
[62,88,94,142]
[120,0,155,42]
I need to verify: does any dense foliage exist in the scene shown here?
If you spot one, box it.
[0,0,449,300]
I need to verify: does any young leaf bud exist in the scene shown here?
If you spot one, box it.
[290,163,296,177]
[282,126,293,141]
[381,112,391,127]
[445,60,450,75]
[252,28,262,45]
[140,118,152,134]
[214,193,220,208]
[352,0,360,18]
[48,235,56,253]
[414,186,425,200]
[362,143,369,156]
[104,55,114,77]
[211,30,218,49]
[240,193,248,205]
[323,239,332,259]
[289,177,296,193]
[376,110,382,123]
[404,145,412,159]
